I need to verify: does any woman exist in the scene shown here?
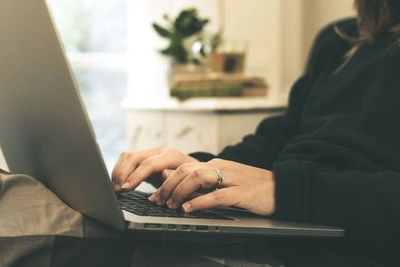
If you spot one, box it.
[113,0,400,265]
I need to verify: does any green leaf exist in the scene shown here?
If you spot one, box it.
[191,58,201,65]
[174,8,209,37]
[153,8,212,64]
[160,43,188,64]
[210,31,223,51]
[171,44,188,63]
[152,23,171,38]
[160,47,172,55]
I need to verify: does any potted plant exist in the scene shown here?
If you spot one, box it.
[152,8,209,65]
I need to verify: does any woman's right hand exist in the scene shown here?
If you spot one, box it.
[111,147,199,192]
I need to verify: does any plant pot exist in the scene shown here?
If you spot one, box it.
[209,52,246,74]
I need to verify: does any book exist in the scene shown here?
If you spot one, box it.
[170,74,268,100]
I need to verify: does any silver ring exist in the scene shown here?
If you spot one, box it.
[216,169,223,190]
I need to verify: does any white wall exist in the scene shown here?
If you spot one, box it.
[280,0,304,93]
[301,0,355,68]
[222,0,286,96]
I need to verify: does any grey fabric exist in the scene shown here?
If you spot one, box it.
[0,173,83,237]
[0,172,285,266]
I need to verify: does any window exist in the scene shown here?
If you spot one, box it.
[47,0,127,171]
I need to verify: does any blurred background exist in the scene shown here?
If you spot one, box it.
[0,0,355,173]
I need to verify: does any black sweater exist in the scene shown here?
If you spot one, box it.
[191,19,400,265]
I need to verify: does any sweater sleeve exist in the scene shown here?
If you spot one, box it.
[273,160,400,250]
[213,75,307,170]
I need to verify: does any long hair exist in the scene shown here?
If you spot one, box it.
[336,0,400,59]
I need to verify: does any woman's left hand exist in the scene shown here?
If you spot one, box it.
[148,158,276,216]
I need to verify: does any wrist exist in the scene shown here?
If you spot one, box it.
[188,152,216,162]
[268,170,276,215]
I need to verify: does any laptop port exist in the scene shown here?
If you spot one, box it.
[144,223,162,229]
[181,225,190,230]
[168,224,176,230]
[195,225,208,231]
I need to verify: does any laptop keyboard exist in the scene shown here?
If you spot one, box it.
[117,190,232,220]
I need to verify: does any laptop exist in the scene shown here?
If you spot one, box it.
[0,0,343,237]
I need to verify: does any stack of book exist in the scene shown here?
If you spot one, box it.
[170,73,268,101]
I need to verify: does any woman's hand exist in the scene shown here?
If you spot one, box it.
[111,147,199,192]
[149,158,276,216]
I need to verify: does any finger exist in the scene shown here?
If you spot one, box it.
[148,192,157,203]
[112,147,163,186]
[113,156,140,189]
[111,152,128,182]
[121,154,183,191]
[162,169,174,180]
[146,169,173,194]
[148,170,175,203]
[148,168,187,203]
[112,155,131,191]
[167,168,216,209]
[182,188,239,213]
[156,164,199,205]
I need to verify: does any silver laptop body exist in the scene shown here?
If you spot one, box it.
[0,0,343,237]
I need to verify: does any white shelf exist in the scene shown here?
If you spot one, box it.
[122,94,288,113]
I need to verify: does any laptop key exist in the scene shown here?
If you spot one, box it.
[117,191,232,220]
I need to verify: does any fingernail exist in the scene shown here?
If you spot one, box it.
[114,184,121,191]
[182,202,191,212]
[166,200,174,209]
[156,196,161,205]
[148,194,156,202]
[121,182,130,190]
[162,169,171,179]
